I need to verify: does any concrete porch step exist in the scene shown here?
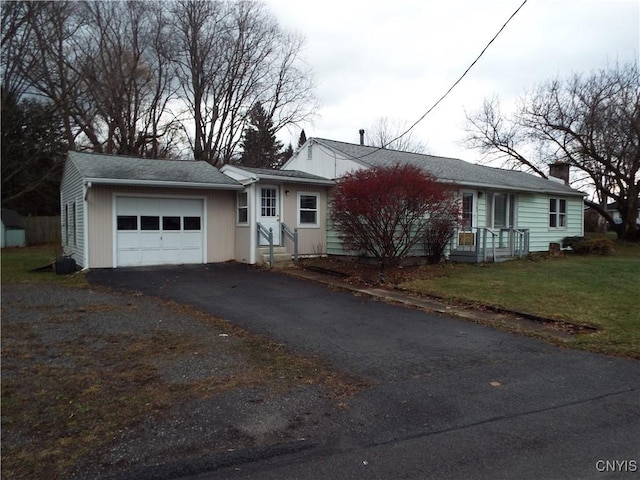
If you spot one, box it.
[258,247,293,267]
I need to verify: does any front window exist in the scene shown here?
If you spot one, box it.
[549,198,567,228]
[462,193,474,229]
[237,192,248,224]
[298,193,319,226]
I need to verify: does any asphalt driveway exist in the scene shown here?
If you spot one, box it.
[89,263,640,479]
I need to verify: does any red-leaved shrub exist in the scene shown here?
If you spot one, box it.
[330,164,460,272]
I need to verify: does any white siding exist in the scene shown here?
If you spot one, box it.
[283,142,361,180]
[60,159,86,267]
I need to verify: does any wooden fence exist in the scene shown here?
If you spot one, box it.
[24,216,61,245]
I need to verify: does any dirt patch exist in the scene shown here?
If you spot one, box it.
[298,256,427,287]
[1,284,365,480]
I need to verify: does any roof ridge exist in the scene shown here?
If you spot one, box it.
[69,151,196,163]
[310,137,466,163]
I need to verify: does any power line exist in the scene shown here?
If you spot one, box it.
[352,0,528,161]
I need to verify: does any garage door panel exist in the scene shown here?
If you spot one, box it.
[180,199,203,216]
[161,232,182,248]
[118,249,141,266]
[182,232,202,248]
[179,248,202,264]
[140,232,162,248]
[138,198,161,216]
[116,197,138,214]
[141,250,164,265]
[117,232,141,249]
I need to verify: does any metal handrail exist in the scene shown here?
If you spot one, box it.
[512,228,529,258]
[483,228,498,262]
[281,223,298,262]
[257,222,274,268]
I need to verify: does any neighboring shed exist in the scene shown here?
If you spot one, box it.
[1,208,26,248]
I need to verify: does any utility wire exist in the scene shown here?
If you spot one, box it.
[351,0,528,161]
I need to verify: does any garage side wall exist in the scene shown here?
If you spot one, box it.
[60,160,85,267]
[86,185,236,268]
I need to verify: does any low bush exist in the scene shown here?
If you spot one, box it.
[561,236,586,250]
[572,238,616,255]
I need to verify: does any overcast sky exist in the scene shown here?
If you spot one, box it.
[268,0,639,162]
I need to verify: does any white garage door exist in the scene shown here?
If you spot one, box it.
[115,197,204,267]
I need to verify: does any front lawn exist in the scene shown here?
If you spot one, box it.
[1,245,86,286]
[402,242,640,358]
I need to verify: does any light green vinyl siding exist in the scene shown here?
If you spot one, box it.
[477,192,487,227]
[517,193,583,251]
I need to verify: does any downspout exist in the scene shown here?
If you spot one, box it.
[82,182,92,269]
[248,183,257,265]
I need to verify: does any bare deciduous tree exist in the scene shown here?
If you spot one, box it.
[78,0,181,157]
[365,117,430,154]
[465,63,640,241]
[173,0,316,166]
[2,0,316,163]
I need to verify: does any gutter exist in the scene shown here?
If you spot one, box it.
[441,179,586,197]
[250,173,334,186]
[84,178,244,190]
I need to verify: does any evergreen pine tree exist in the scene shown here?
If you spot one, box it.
[297,129,307,148]
[281,143,294,163]
[239,102,283,169]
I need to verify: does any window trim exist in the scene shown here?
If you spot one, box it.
[549,197,567,229]
[72,201,77,246]
[297,192,320,228]
[237,191,249,225]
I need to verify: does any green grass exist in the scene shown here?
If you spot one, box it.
[1,244,87,287]
[402,242,640,358]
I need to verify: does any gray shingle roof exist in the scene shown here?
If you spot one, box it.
[68,151,241,187]
[1,208,24,228]
[233,166,334,183]
[313,138,584,196]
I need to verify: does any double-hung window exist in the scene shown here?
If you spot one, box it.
[298,193,319,227]
[237,192,248,224]
[549,198,567,228]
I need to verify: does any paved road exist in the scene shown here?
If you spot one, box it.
[89,264,640,479]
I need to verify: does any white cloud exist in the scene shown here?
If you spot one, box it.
[268,0,639,160]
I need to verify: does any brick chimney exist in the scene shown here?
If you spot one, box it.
[359,129,365,146]
[549,161,570,185]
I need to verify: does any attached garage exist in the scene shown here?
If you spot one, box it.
[60,151,242,269]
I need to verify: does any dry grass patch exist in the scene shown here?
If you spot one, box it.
[2,291,365,480]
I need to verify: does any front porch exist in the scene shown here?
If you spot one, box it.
[257,221,299,267]
[449,227,530,263]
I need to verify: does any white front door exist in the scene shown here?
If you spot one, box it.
[258,186,280,245]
